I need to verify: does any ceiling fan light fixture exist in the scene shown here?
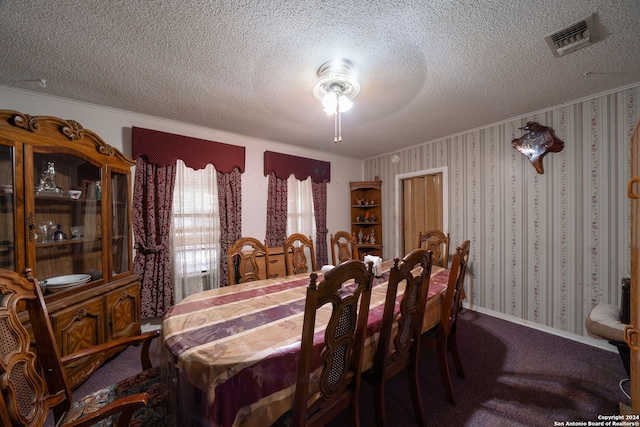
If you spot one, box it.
[313,59,360,143]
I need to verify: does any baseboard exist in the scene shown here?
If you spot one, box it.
[462,303,618,353]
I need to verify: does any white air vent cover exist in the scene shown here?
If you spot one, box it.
[545,14,597,58]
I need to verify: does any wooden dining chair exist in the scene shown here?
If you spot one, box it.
[283,233,317,275]
[417,229,450,268]
[227,237,271,286]
[330,231,359,265]
[0,391,11,427]
[365,248,433,427]
[423,240,470,404]
[276,259,374,427]
[0,268,171,427]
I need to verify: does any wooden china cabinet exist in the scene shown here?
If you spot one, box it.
[0,110,141,388]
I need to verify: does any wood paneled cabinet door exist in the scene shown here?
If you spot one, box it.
[52,296,105,355]
[51,296,106,386]
[106,282,141,341]
[0,110,141,388]
[627,114,640,414]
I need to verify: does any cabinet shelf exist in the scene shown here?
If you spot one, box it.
[35,195,101,205]
[352,222,380,226]
[36,238,101,248]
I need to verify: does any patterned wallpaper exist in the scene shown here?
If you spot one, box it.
[364,84,640,338]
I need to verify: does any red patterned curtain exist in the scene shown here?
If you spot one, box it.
[133,156,176,318]
[312,181,328,266]
[217,168,242,287]
[263,151,330,260]
[132,127,246,293]
[265,171,288,248]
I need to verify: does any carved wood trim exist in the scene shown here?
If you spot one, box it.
[0,110,135,166]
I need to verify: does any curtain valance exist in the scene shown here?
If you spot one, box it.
[132,127,245,173]
[263,151,330,183]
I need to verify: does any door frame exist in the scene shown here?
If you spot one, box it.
[394,167,448,257]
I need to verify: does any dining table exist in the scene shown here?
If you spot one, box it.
[161,259,450,427]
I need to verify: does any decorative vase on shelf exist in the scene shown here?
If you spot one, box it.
[53,223,67,241]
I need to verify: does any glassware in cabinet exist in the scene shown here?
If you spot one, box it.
[31,151,103,283]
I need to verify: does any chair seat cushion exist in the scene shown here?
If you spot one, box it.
[585,303,625,342]
[61,366,173,427]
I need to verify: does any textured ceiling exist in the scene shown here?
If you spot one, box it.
[1,1,640,159]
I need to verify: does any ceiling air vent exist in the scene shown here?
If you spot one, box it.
[544,14,597,58]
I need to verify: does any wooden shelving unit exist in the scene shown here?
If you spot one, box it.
[350,181,382,258]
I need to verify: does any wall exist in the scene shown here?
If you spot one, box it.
[364,83,640,341]
[0,86,362,254]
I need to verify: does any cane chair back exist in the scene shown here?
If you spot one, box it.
[284,233,317,275]
[368,249,432,427]
[330,231,359,265]
[227,237,271,286]
[424,240,470,405]
[417,230,450,268]
[0,268,168,427]
[290,260,374,427]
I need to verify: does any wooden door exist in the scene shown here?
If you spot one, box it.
[401,173,444,255]
[627,115,640,413]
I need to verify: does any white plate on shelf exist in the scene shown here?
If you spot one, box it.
[46,283,87,293]
[44,274,91,287]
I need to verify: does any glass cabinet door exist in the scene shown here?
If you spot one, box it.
[111,170,130,276]
[0,144,15,269]
[32,151,103,287]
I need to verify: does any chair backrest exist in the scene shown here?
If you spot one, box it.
[292,260,374,427]
[417,230,450,268]
[330,231,359,265]
[227,237,271,286]
[283,233,317,275]
[0,391,12,427]
[439,240,470,336]
[374,249,433,372]
[0,268,73,426]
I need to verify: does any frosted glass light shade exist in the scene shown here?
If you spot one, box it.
[322,92,353,115]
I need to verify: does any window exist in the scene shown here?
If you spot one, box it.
[171,160,221,302]
[287,175,316,237]
[287,175,316,271]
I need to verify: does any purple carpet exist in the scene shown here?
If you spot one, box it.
[330,310,629,426]
[44,310,628,426]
